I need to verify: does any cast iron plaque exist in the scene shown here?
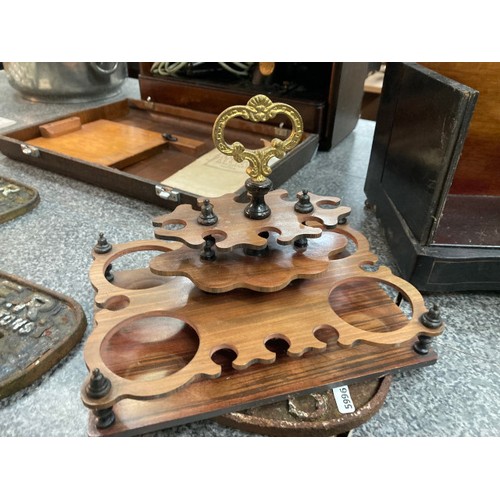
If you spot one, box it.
[0,176,39,223]
[0,272,86,399]
[215,376,392,436]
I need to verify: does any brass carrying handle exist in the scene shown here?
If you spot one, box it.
[212,94,304,183]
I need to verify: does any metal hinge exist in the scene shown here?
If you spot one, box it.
[155,184,180,202]
[20,144,40,157]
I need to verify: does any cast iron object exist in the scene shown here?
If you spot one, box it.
[214,376,392,437]
[197,199,218,226]
[244,178,273,220]
[0,176,39,224]
[0,271,86,399]
[294,189,314,214]
[86,368,112,399]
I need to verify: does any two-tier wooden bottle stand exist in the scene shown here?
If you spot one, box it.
[80,95,444,436]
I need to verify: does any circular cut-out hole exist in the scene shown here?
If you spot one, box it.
[265,337,290,358]
[343,237,357,256]
[313,326,339,347]
[329,279,413,332]
[211,347,237,374]
[317,201,339,209]
[329,232,357,260]
[101,315,199,381]
[201,229,226,242]
[359,262,380,272]
[106,250,170,290]
[111,250,164,272]
[163,220,186,231]
[103,295,130,311]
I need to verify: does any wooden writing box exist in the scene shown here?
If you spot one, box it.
[0,98,319,209]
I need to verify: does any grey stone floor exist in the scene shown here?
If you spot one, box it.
[0,74,498,438]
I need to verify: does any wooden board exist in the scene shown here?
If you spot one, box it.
[81,224,444,419]
[149,230,348,293]
[153,190,351,251]
[151,189,351,292]
[86,272,436,436]
[27,119,166,169]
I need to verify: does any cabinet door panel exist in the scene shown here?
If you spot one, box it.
[366,62,478,245]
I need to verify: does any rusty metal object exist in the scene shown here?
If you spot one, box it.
[0,176,39,223]
[0,272,87,399]
[214,376,392,436]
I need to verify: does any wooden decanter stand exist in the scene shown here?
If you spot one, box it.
[80,95,444,436]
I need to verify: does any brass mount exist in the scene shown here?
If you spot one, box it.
[212,94,304,219]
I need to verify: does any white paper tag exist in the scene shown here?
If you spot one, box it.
[0,116,16,129]
[333,385,356,414]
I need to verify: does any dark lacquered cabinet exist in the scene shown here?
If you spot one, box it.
[365,62,500,291]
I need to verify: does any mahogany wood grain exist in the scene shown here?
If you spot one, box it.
[433,194,500,247]
[137,62,368,151]
[81,225,444,413]
[149,230,348,293]
[153,190,351,251]
[138,74,324,135]
[87,279,436,436]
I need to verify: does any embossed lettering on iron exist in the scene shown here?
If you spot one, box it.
[0,277,84,394]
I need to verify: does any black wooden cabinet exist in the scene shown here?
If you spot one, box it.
[364,62,500,291]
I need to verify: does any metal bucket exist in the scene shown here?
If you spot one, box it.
[3,62,128,103]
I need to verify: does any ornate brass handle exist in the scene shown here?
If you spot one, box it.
[212,94,304,183]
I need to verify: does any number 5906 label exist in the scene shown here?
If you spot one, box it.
[332,385,356,414]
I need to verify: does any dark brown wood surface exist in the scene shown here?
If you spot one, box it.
[365,63,478,246]
[0,99,319,208]
[82,219,443,436]
[150,230,348,293]
[138,62,367,151]
[433,194,500,247]
[363,63,500,291]
[87,272,436,436]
